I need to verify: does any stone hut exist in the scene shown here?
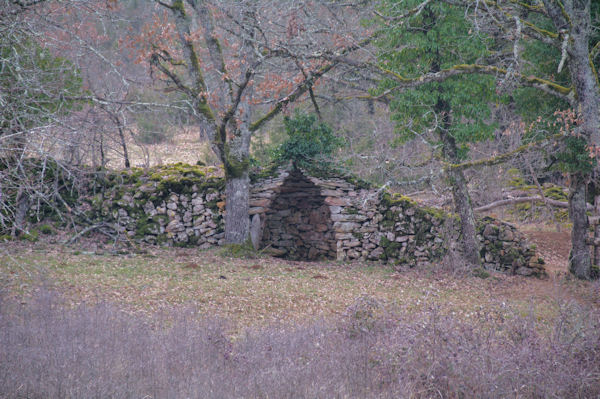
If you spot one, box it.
[249,166,431,263]
[250,168,346,260]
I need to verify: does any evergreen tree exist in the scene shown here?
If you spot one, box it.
[376,0,497,266]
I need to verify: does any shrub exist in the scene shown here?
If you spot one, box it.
[38,224,54,235]
[19,231,38,242]
[272,111,342,169]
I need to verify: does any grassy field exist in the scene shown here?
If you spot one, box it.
[1,234,596,334]
[1,233,599,398]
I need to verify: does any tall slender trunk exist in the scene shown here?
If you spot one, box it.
[117,125,130,168]
[569,174,591,278]
[99,131,106,168]
[593,195,600,267]
[438,112,481,266]
[424,3,481,267]
[543,0,599,278]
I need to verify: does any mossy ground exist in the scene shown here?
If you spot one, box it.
[219,240,259,258]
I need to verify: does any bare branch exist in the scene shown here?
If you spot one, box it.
[445,134,563,171]
[373,0,431,22]
[377,64,575,106]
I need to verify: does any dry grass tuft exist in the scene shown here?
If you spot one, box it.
[1,287,598,398]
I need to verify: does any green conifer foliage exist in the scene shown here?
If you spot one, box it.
[375,0,497,153]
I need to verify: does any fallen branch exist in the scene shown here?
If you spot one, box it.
[589,215,600,226]
[525,156,562,230]
[475,196,568,212]
[64,222,116,245]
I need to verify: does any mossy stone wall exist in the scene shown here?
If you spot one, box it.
[78,163,545,276]
[81,163,225,247]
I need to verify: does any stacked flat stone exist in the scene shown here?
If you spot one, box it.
[374,198,450,267]
[84,165,225,248]
[259,171,336,260]
[478,217,545,276]
[105,186,224,248]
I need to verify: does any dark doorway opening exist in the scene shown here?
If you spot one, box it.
[261,170,336,260]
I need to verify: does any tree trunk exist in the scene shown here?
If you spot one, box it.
[567,0,598,278]
[440,128,481,266]
[224,170,250,244]
[222,6,255,245]
[424,3,481,267]
[12,188,30,237]
[544,0,599,278]
[222,112,252,244]
[569,174,592,278]
[117,125,130,169]
[449,168,481,265]
[222,130,251,244]
[435,92,481,266]
[594,195,600,266]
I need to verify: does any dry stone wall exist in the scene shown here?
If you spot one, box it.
[477,217,545,276]
[82,164,225,248]
[80,164,545,277]
[251,167,545,276]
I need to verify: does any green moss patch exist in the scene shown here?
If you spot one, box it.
[380,192,418,209]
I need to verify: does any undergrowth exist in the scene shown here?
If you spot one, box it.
[1,288,598,398]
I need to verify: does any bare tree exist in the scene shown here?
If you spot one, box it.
[0,0,85,235]
[143,0,373,243]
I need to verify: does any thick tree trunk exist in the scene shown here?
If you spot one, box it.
[222,87,252,245]
[569,174,592,278]
[566,0,598,278]
[224,170,250,244]
[566,18,599,278]
[223,6,255,245]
